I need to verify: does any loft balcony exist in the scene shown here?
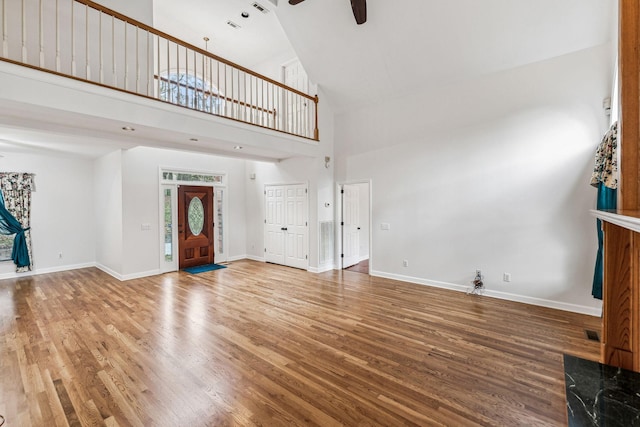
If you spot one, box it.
[0,0,319,147]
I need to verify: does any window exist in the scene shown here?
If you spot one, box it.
[0,234,13,261]
[161,171,224,185]
[158,72,225,114]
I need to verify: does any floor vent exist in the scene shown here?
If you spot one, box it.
[585,330,600,342]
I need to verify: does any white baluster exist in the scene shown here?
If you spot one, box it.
[123,24,128,90]
[39,0,44,67]
[135,27,140,93]
[55,0,60,71]
[2,0,7,58]
[71,0,76,75]
[112,15,116,87]
[99,13,103,83]
[85,4,90,80]
[21,0,26,62]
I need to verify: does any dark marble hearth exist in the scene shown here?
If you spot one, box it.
[564,354,640,426]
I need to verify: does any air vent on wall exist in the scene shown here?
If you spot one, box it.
[319,221,334,265]
[226,20,241,29]
[252,2,270,13]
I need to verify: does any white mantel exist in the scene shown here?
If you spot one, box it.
[591,209,640,234]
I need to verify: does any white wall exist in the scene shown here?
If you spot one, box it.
[334,45,612,315]
[0,152,95,278]
[94,149,123,275]
[120,147,247,278]
[250,48,299,83]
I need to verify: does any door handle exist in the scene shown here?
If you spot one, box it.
[281,227,288,231]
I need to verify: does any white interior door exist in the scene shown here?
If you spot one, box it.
[284,185,308,269]
[342,184,360,268]
[265,186,285,265]
[282,59,314,136]
[265,184,308,269]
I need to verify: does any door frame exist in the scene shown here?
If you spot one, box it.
[336,180,372,272]
[159,168,229,273]
[263,182,309,270]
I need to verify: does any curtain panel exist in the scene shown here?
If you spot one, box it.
[0,173,35,272]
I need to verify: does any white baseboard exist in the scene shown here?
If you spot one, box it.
[0,262,96,281]
[121,269,161,281]
[308,264,335,273]
[227,255,248,262]
[94,264,160,281]
[245,255,265,262]
[370,270,602,317]
[358,255,370,263]
[95,264,124,280]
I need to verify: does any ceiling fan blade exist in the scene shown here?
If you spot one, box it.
[289,0,305,5]
[351,0,367,24]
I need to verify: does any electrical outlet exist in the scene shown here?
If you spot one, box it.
[58,252,63,259]
[475,269,482,277]
[403,260,409,267]
[503,273,511,282]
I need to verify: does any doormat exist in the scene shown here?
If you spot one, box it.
[182,263,227,274]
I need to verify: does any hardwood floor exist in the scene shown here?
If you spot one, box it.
[0,260,600,426]
[344,259,369,274]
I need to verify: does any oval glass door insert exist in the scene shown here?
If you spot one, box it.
[188,197,205,236]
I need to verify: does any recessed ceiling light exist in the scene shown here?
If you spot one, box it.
[234,145,243,150]
[227,20,241,29]
[241,11,250,18]
[121,126,135,131]
[189,138,199,142]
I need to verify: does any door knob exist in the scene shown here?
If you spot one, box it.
[281,227,288,231]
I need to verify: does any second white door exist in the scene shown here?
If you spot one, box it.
[342,184,360,268]
[265,184,308,269]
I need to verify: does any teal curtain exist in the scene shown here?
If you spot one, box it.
[592,183,616,300]
[590,122,618,300]
[0,191,30,268]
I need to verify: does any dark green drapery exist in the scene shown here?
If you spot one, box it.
[0,191,30,268]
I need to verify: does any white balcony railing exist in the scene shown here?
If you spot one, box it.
[0,0,319,140]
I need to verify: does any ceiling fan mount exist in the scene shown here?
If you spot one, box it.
[288,0,367,25]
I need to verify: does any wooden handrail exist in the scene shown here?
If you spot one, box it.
[75,0,316,102]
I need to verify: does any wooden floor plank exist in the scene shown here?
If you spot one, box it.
[0,261,600,426]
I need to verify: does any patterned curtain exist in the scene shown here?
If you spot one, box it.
[590,122,618,300]
[0,173,35,272]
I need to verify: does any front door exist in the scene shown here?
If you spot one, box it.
[178,185,214,268]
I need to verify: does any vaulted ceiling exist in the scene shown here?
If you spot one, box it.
[155,0,615,113]
[273,0,615,112]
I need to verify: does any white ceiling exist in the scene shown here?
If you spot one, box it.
[274,0,615,112]
[0,0,615,158]
[153,0,293,69]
